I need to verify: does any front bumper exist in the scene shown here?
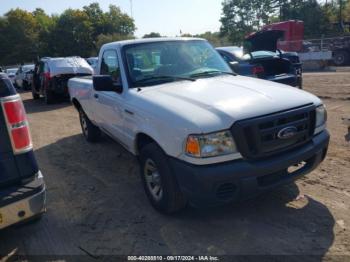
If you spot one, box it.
[169,130,329,207]
[0,172,46,230]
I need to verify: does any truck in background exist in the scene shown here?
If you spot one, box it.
[261,20,350,67]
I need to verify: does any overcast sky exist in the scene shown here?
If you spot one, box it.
[0,0,223,37]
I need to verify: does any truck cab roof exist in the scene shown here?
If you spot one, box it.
[102,37,205,49]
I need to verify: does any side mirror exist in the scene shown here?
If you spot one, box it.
[93,75,123,93]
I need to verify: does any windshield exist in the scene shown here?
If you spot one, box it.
[23,65,34,72]
[6,68,18,74]
[124,40,232,87]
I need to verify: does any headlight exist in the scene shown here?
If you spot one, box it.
[185,130,238,158]
[315,105,327,134]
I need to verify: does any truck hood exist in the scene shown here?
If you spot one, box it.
[245,30,284,52]
[139,75,321,133]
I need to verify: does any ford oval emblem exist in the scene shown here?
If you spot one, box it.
[277,126,298,140]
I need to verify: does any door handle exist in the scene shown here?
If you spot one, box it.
[94,94,99,99]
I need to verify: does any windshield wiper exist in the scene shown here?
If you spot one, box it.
[190,70,237,78]
[133,75,196,87]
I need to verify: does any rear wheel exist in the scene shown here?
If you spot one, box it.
[44,87,55,104]
[79,109,101,142]
[139,142,187,214]
[32,88,40,100]
[333,51,349,66]
[23,81,29,90]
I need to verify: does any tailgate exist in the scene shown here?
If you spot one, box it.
[0,75,37,187]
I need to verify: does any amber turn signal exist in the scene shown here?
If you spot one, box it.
[185,136,200,157]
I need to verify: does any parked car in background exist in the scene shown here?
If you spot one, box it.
[15,64,35,90]
[86,57,98,73]
[5,68,18,85]
[217,30,303,88]
[0,73,46,230]
[69,38,329,213]
[32,57,93,104]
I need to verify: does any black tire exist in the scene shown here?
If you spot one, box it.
[333,51,349,66]
[139,142,187,213]
[79,109,101,142]
[23,81,29,90]
[32,88,40,100]
[44,87,55,104]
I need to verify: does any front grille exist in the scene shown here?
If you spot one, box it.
[231,105,316,160]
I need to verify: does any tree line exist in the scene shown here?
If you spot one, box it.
[178,0,350,46]
[1,1,349,65]
[0,3,135,65]
[220,0,350,44]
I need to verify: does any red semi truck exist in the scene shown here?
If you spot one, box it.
[262,20,350,66]
[263,20,304,52]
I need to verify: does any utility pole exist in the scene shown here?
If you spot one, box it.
[339,0,344,32]
[130,0,133,18]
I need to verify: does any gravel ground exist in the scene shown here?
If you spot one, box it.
[0,72,349,260]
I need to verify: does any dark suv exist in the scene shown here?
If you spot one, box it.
[0,73,46,230]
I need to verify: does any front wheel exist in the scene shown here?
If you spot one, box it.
[79,109,101,142]
[139,143,187,214]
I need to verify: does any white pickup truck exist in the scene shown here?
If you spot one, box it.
[68,38,329,213]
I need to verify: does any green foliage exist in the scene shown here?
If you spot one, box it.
[195,32,231,47]
[0,9,40,65]
[143,32,161,38]
[220,0,350,45]
[220,0,275,44]
[0,2,136,65]
[48,9,94,57]
[278,0,334,38]
[95,33,135,53]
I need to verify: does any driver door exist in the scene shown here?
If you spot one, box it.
[93,50,125,142]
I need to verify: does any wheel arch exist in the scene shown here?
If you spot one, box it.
[71,98,82,111]
[135,132,163,156]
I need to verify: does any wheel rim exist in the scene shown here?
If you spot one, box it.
[335,54,345,65]
[144,159,163,201]
[80,112,89,137]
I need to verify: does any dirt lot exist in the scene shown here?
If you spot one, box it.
[0,72,349,260]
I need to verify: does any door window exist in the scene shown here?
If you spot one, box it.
[43,63,49,73]
[101,50,121,82]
